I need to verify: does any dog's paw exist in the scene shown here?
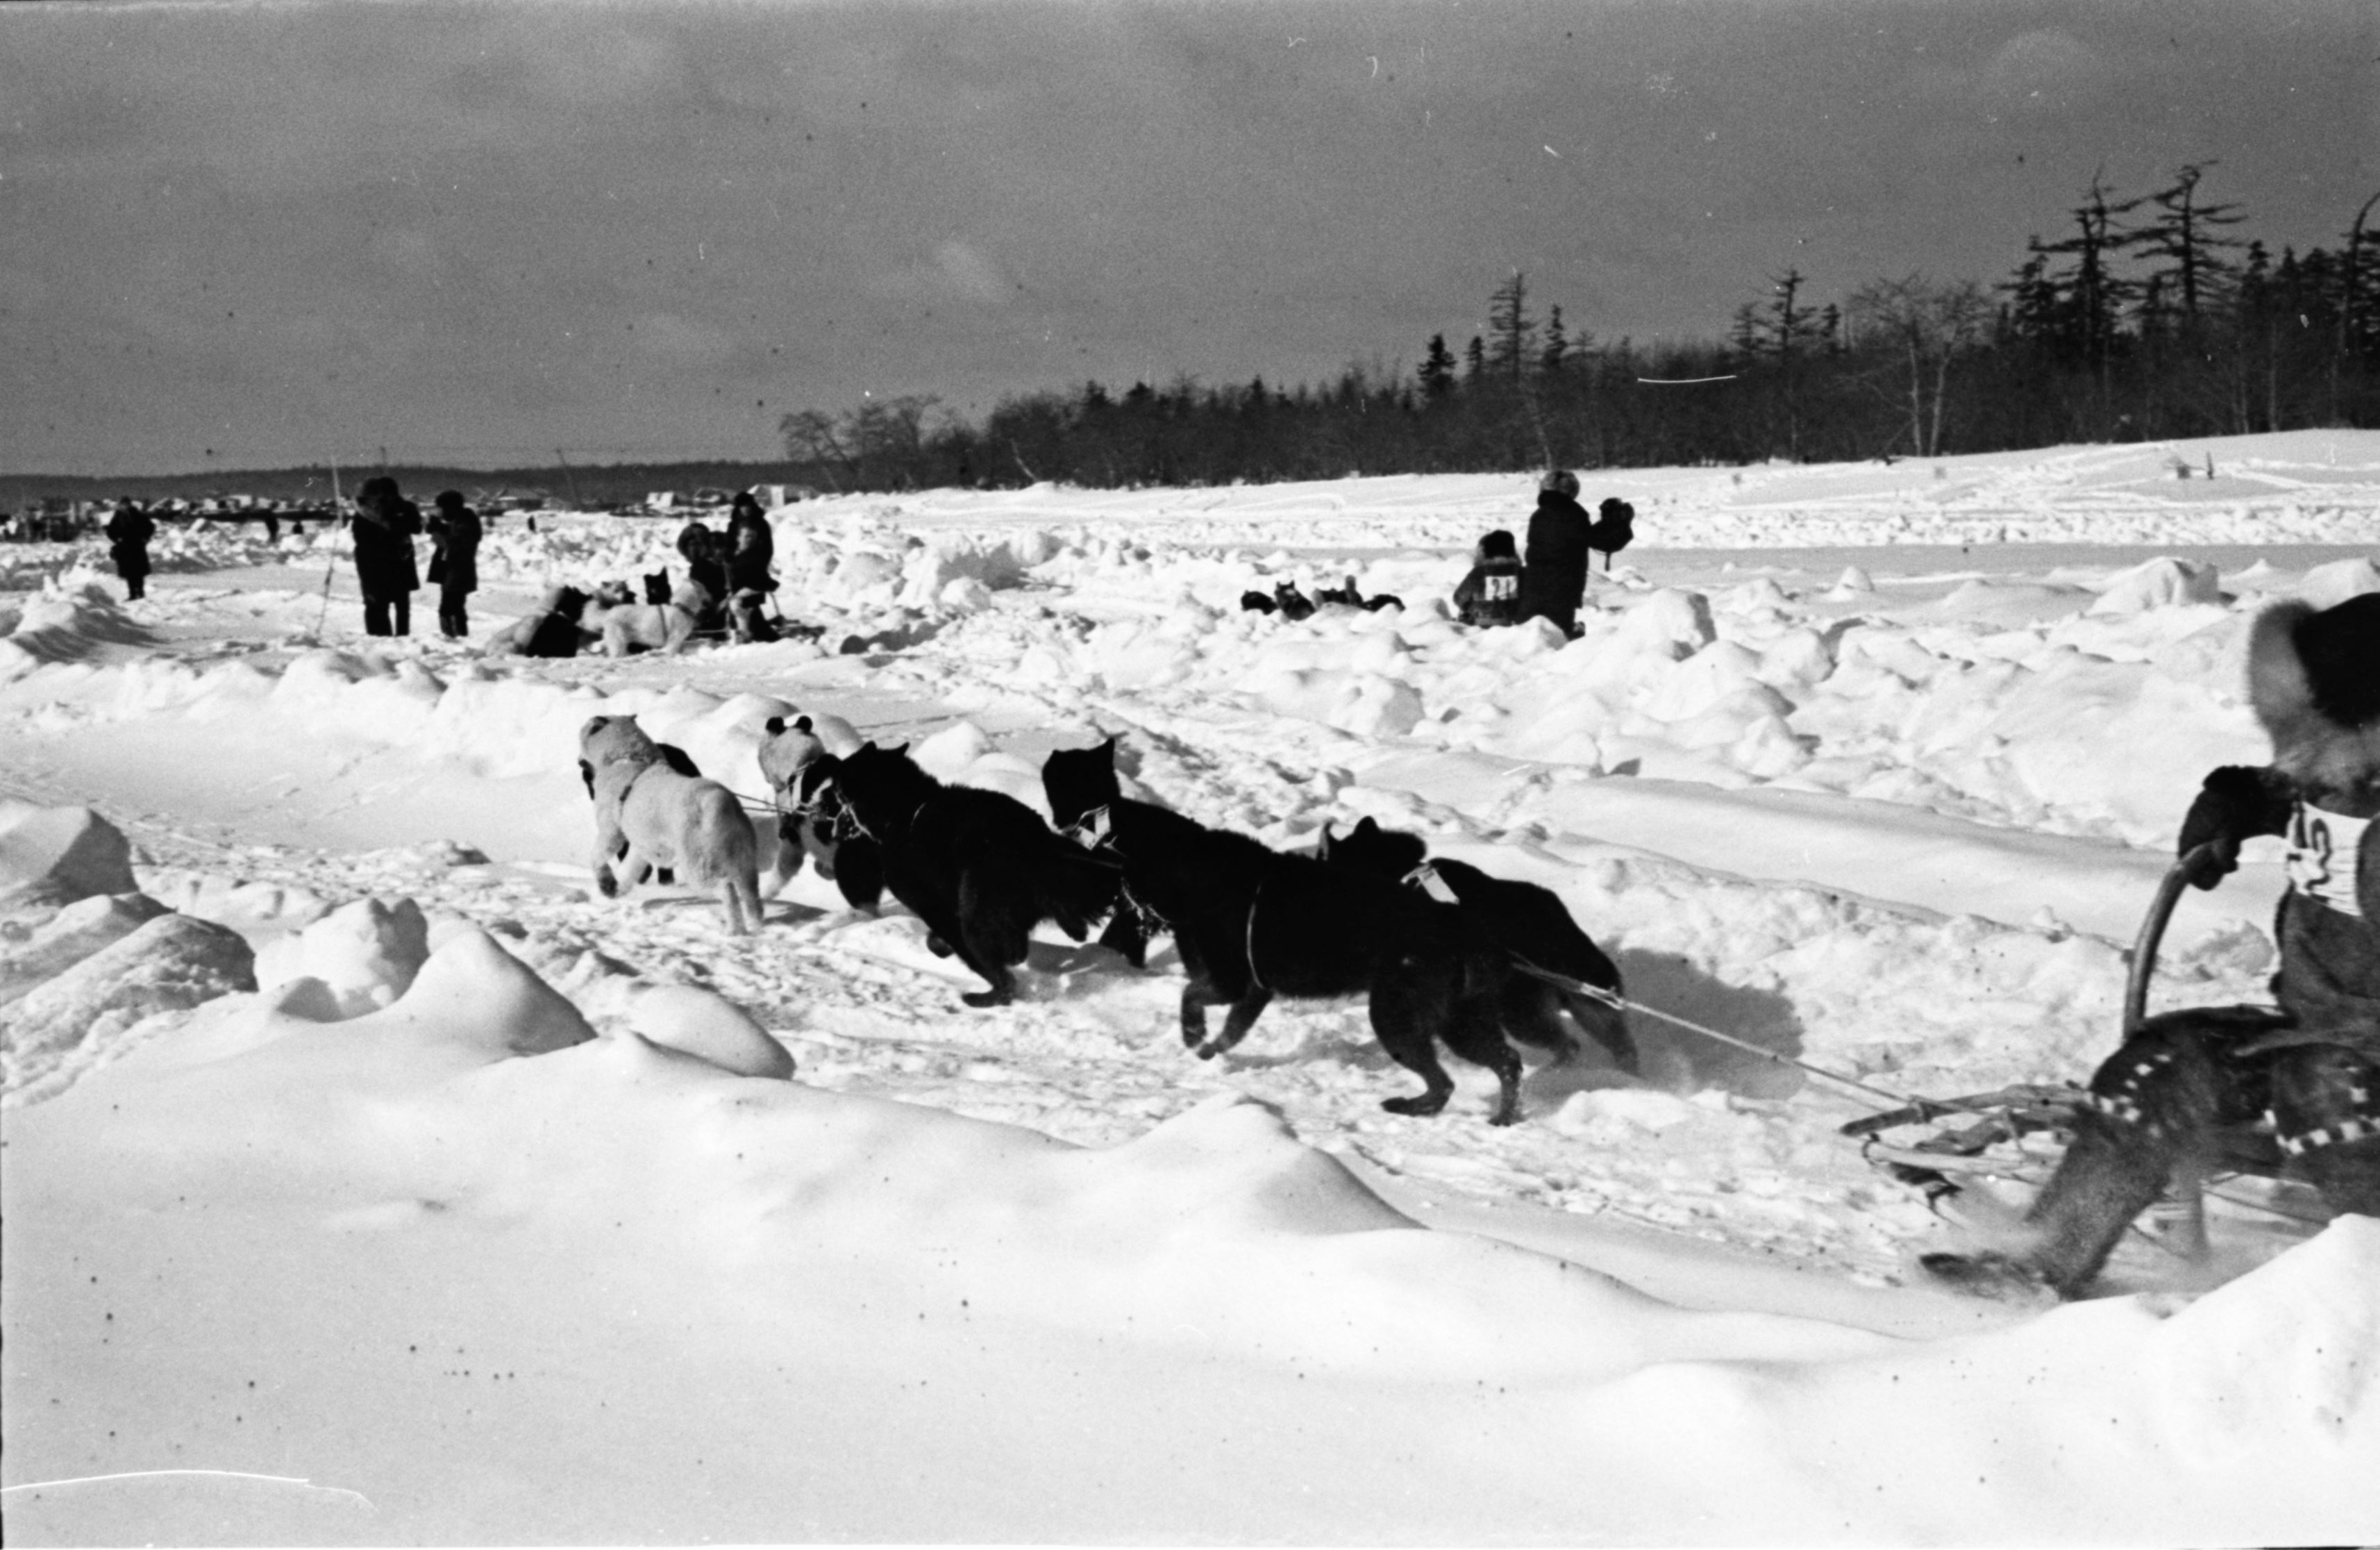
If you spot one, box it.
[594,872,619,899]
[1380,1094,1451,1118]
[960,987,1013,1009]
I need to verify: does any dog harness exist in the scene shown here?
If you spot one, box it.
[2285,801,2369,919]
[1062,806,1157,931]
[793,777,864,846]
[1400,862,1461,906]
[1243,878,1270,992]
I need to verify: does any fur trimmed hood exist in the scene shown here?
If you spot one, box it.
[2247,595,2380,792]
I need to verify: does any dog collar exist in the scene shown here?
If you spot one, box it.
[1067,805,1114,850]
[1402,862,1460,905]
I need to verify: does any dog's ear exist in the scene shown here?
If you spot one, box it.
[1097,736,1117,764]
[1316,821,1336,858]
[577,759,594,798]
[1352,817,1380,838]
[764,715,785,736]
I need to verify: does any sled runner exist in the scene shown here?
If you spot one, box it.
[1839,844,2316,1244]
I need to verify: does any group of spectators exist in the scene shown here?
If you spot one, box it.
[1452,470,1636,634]
[672,490,780,638]
[346,476,483,638]
[89,476,782,646]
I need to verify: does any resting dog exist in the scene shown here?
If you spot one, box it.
[755,714,883,911]
[816,741,1118,1006]
[580,714,763,933]
[483,585,593,658]
[585,578,705,656]
[1313,575,1405,613]
[1317,817,1637,1076]
[1042,737,1526,1123]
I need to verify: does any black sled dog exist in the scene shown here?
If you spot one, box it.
[1042,738,1531,1123]
[819,741,1118,1006]
[1316,817,1639,1076]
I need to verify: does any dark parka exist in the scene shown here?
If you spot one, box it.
[350,480,422,601]
[1452,531,1527,628]
[726,496,776,596]
[1519,492,1633,633]
[2181,594,2380,1060]
[426,499,482,595]
[105,503,156,582]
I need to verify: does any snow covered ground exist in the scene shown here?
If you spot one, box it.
[4,431,2377,1544]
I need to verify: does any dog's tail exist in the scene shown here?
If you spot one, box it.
[1032,833,1123,941]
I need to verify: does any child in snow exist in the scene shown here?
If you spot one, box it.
[1452,529,1526,627]
[1927,592,2380,1300]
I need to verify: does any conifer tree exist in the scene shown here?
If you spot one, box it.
[1486,272,1534,384]
[1418,334,1458,399]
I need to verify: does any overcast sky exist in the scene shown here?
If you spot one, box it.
[3,0,2374,476]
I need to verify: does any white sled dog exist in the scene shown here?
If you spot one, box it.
[755,715,832,887]
[584,578,706,657]
[580,714,762,933]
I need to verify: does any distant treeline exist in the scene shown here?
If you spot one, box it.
[0,459,821,517]
[780,167,2380,491]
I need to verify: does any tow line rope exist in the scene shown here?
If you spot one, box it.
[1504,957,1918,1112]
[1392,864,1916,1110]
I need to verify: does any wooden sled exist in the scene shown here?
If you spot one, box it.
[1841,846,2319,1246]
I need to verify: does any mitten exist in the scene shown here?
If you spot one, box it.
[2177,765,2288,888]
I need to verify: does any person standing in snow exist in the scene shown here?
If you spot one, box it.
[1518,472,1634,635]
[1927,592,2380,1301]
[426,489,483,639]
[105,499,156,601]
[1452,529,1527,628]
[349,474,423,637]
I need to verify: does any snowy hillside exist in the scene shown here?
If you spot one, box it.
[4,431,2377,1544]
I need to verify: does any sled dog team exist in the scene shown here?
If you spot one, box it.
[576,590,2380,1302]
[578,711,1637,1130]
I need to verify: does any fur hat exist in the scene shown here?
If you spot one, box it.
[1475,528,1518,561]
[434,489,467,511]
[1539,469,1581,499]
[2247,593,2380,789]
